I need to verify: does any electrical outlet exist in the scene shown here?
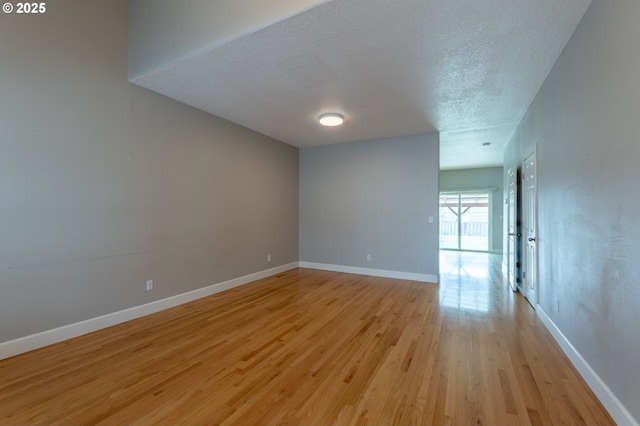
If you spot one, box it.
[267,254,271,262]
[366,254,372,262]
[146,280,153,291]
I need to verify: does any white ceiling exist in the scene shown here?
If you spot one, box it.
[131,0,591,169]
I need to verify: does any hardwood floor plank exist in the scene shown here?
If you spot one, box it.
[0,254,615,425]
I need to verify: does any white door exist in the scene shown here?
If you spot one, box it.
[507,167,517,292]
[522,151,537,307]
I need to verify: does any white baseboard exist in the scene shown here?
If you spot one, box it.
[0,262,299,361]
[299,262,438,283]
[536,305,638,426]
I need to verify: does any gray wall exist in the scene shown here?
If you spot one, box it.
[0,0,299,343]
[504,0,640,422]
[299,133,440,277]
[439,167,504,252]
[128,0,326,79]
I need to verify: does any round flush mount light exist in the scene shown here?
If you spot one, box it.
[319,113,344,126]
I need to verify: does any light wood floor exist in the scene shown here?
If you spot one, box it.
[0,252,614,425]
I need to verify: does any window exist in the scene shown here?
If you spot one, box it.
[439,192,490,252]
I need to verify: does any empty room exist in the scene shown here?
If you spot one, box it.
[1,0,638,424]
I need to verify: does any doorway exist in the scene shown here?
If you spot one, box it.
[439,191,491,252]
[521,149,538,307]
[506,167,518,292]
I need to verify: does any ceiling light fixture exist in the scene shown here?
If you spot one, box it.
[319,113,344,126]
[482,142,491,147]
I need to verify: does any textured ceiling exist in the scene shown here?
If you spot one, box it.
[131,0,591,169]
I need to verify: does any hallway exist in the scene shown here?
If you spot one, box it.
[439,250,505,313]
[436,250,613,425]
